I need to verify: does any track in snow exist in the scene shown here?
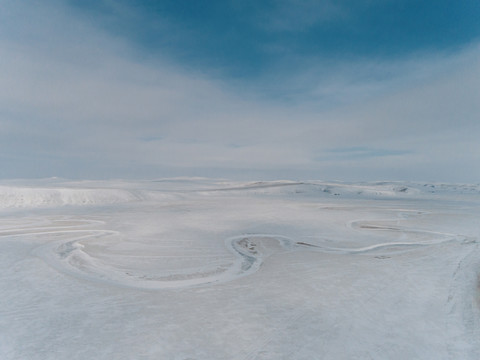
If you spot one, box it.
[7,211,472,290]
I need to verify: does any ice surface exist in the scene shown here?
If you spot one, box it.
[0,179,479,359]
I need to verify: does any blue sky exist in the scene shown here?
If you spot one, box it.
[1,0,479,181]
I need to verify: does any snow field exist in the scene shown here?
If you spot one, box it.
[0,179,479,359]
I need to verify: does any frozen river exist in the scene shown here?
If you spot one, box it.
[1,179,479,359]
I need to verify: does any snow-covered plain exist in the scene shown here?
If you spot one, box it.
[1,178,479,359]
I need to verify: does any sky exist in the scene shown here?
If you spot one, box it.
[0,0,479,182]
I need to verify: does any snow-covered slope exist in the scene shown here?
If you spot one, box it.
[0,186,138,208]
[1,178,479,359]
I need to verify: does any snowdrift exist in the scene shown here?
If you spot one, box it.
[0,186,138,208]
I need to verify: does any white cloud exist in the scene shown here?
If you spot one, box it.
[0,1,479,181]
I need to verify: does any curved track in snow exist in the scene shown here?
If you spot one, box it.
[34,230,297,290]
[5,209,470,290]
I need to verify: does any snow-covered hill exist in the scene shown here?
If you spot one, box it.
[0,186,138,208]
